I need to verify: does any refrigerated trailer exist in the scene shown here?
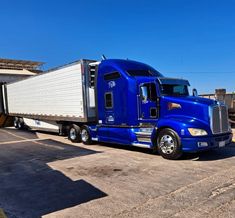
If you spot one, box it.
[2,58,233,159]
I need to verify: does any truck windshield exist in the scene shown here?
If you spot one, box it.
[160,84,189,96]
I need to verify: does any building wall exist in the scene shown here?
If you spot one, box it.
[0,74,32,84]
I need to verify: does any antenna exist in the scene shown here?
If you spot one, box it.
[101,55,107,60]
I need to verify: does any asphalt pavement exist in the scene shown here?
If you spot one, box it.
[0,128,234,218]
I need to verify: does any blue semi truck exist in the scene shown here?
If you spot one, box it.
[3,58,233,159]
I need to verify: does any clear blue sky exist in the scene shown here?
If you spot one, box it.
[0,0,234,94]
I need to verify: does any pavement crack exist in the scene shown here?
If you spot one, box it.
[209,182,235,199]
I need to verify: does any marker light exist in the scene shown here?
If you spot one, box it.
[168,102,181,110]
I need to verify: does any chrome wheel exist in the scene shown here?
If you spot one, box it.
[81,129,89,142]
[68,124,81,143]
[69,128,77,141]
[159,135,175,154]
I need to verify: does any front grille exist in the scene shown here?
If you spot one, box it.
[210,105,229,134]
[221,106,229,132]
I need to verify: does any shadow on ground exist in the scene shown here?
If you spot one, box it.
[0,131,106,218]
[99,141,235,161]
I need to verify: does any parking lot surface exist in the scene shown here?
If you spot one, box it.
[0,128,234,218]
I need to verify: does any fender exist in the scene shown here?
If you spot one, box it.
[151,116,212,146]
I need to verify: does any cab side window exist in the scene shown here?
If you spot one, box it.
[105,92,113,109]
[104,72,121,80]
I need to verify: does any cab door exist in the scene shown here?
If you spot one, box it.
[139,83,158,121]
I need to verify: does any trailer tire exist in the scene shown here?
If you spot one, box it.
[81,126,93,145]
[14,117,19,129]
[68,124,81,143]
[157,128,182,160]
[18,118,25,130]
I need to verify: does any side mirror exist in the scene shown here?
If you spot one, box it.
[192,88,198,97]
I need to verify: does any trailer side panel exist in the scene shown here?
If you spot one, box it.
[6,62,87,121]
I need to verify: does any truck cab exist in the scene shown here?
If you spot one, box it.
[89,59,232,159]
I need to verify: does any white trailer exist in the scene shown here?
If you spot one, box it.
[2,59,98,136]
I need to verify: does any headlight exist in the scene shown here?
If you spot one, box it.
[188,128,208,136]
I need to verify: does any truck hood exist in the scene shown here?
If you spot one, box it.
[160,96,216,124]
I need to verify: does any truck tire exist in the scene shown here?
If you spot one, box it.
[81,126,93,145]
[68,124,81,143]
[157,128,182,160]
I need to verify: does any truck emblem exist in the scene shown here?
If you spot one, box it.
[107,115,114,122]
[108,81,116,88]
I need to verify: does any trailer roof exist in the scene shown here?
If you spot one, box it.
[0,58,44,71]
[45,59,97,73]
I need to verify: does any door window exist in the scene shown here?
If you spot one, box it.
[139,83,158,119]
[105,92,113,109]
[140,83,157,102]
